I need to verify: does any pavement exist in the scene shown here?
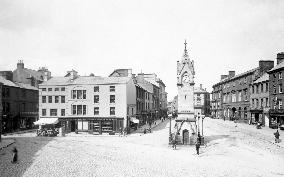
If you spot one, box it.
[0,138,15,150]
[211,117,284,148]
[1,118,284,177]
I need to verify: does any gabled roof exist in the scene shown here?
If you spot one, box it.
[268,62,284,73]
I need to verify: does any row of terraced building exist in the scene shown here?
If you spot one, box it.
[211,52,284,129]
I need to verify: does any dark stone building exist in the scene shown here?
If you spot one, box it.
[212,60,274,122]
[0,76,38,133]
[267,52,284,129]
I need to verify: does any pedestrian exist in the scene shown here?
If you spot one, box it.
[195,141,200,155]
[274,130,280,143]
[119,127,123,137]
[197,132,202,145]
[143,128,147,134]
[11,147,18,164]
[172,134,177,150]
[234,116,237,127]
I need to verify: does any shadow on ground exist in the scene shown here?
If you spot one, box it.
[204,135,230,144]
[0,136,55,177]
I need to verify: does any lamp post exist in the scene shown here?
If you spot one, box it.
[202,115,205,136]
[169,113,172,143]
[197,112,200,134]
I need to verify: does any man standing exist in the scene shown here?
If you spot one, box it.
[274,130,280,143]
[196,141,200,155]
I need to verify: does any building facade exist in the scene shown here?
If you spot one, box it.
[39,70,136,134]
[212,60,274,122]
[267,52,284,129]
[194,84,210,116]
[1,76,38,133]
[249,73,270,126]
[13,60,51,87]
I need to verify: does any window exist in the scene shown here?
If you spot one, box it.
[42,96,46,103]
[256,85,259,94]
[94,95,99,103]
[42,88,46,91]
[55,96,59,103]
[72,105,87,115]
[110,86,115,92]
[279,84,283,93]
[50,109,57,116]
[274,85,277,94]
[252,85,255,94]
[48,96,52,103]
[110,107,115,115]
[94,107,99,115]
[48,88,52,91]
[261,84,263,92]
[261,98,263,108]
[252,99,254,107]
[22,89,26,98]
[256,99,259,108]
[72,90,86,99]
[42,109,46,116]
[266,98,269,107]
[61,96,65,103]
[94,86,99,92]
[244,77,247,83]
[61,109,65,116]
[238,91,242,102]
[61,87,65,91]
[55,88,59,91]
[279,100,282,109]
[279,72,282,79]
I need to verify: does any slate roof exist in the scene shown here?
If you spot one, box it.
[253,73,269,84]
[268,62,284,73]
[0,76,38,90]
[40,76,131,86]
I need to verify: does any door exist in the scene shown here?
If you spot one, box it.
[71,120,76,132]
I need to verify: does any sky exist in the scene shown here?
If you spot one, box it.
[0,0,284,100]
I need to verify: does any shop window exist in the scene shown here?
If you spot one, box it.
[110,107,115,115]
[61,96,65,103]
[110,95,115,103]
[110,86,115,92]
[55,96,59,103]
[50,109,57,116]
[42,96,46,103]
[42,109,46,116]
[48,96,52,103]
[94,95,99,103]
[94,86,99,92]
[94,107,99,115]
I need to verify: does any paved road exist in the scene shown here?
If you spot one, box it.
[1,119,284,177]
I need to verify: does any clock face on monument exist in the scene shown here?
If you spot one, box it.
[182,73,190,83]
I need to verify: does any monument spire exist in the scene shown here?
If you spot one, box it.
[183,39,189,58]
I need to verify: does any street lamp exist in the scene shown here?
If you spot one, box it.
[202,115,205,136]
[197,112,200,134]
[169,114,172,143]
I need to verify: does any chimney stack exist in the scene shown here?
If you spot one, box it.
[259,60,274,74]
[17,60,24,69]
[221,75,228,80]
[200,84,202,89]
[277,52,284,65]
[228,71,235,78]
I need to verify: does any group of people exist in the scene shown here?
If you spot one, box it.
[171,132,202,155]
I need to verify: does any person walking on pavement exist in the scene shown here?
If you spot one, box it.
[11,147,18,163]
[274,130,280,143]
[172,133,177,150]
[196,140,200,155]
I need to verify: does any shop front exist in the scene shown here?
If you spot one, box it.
[250,110,263,125]
[269,109,284,129]
[60,117,124,135]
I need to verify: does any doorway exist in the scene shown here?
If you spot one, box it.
[71,120,76,132]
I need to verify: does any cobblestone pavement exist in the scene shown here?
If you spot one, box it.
[1,119,284,177]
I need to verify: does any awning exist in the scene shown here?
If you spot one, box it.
[130,117,139,124]
[34,118,59,125]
